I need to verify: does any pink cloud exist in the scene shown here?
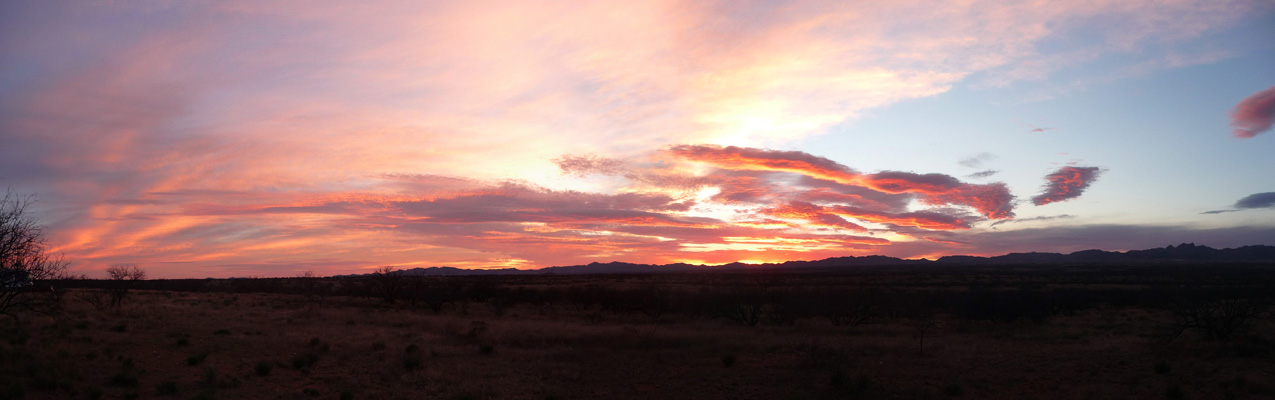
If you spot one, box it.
[1230,86,1275,138]
[1032,166,1104,206]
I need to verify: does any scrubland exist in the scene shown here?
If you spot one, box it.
[2,265,1274,400]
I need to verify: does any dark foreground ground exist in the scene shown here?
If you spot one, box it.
[3,263,1274,400]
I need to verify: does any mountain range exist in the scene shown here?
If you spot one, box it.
[348,243,1275,276]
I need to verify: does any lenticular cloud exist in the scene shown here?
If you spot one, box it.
[1231,86,1275,138]
[1032,166,1103,206]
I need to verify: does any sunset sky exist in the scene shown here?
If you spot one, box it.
[2,1,1274,278]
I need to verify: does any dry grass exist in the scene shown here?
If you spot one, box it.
[1,287,1273,400]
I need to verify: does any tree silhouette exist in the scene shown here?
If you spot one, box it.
[1,189,68,325]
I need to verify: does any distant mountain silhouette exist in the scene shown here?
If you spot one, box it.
[342,243,1275,276]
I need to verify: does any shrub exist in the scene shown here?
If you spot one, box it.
[1165,383,1184,400]
[255,362,273,376]
[213,329,231,336]
[943,383,963,397]
[1154,360,1171,374]
[403,354,423,371]
[110,372,139,387]
[371,341,386,351]
[157,381,179,396]
[829,369,869,398]
[720,354,736,367]
[302,388,320,396]
[186,352,208,366]
[340,391,354,400]
[479,344,494,355]
[291,352,320,370]
[176,337,189,347]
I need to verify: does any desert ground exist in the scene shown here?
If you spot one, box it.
[2,265,1273,400]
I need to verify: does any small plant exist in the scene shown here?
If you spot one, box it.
[340,391,355,400]
[157,381,179,396]
[302,388,320,396]
[111,324,127,332]
[479,344,494,355]
[943,383,963,397]
[110,371,139,387]
[200,366,217,388]
[720,354,736,367]
[176,337,190,347]
[187,352,209,366]
[213,329,231,335]
[1165,383,1184,400]
[255,361,273,376]
[829,369,869,398]
[291,352,320,370]
[403,353,424,371]
[1154,360,1171,374]
[371,341,386,351]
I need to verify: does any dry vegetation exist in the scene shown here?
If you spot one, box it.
[2,265,1274,400]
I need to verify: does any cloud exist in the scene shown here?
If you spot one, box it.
[757,202,867,232]
[921,182,1017,219]
[666,145,862,184]
[2,0,1261,276]
[1032,166,1103,206]
[921,236,967,245]
[667,145,1016,219]
[1200,209,1238,215]
[958,153,996,168]
[829,205,974,230]
[966,170,999,179]
[1200,192,1275,214]
[554,155,628,177]
[988,214,1075,228]
[1230,86,1275,138]
[1234,192,1275,209]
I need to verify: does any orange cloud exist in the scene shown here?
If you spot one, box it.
[829,206,973,231]
[1032,166,1104,206]
[667,145,862,184]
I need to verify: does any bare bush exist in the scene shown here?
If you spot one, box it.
[368,266,406,304]
[709,283,769,326]
[819,287,881,327]
[1169,289,1269,341]
[910,314,938,356]
[105,264,146,308]
[1,190,69,325]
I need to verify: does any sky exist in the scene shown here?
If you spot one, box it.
[2,0,1274,278]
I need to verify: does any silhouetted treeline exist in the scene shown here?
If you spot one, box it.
[50,263,1275,333]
